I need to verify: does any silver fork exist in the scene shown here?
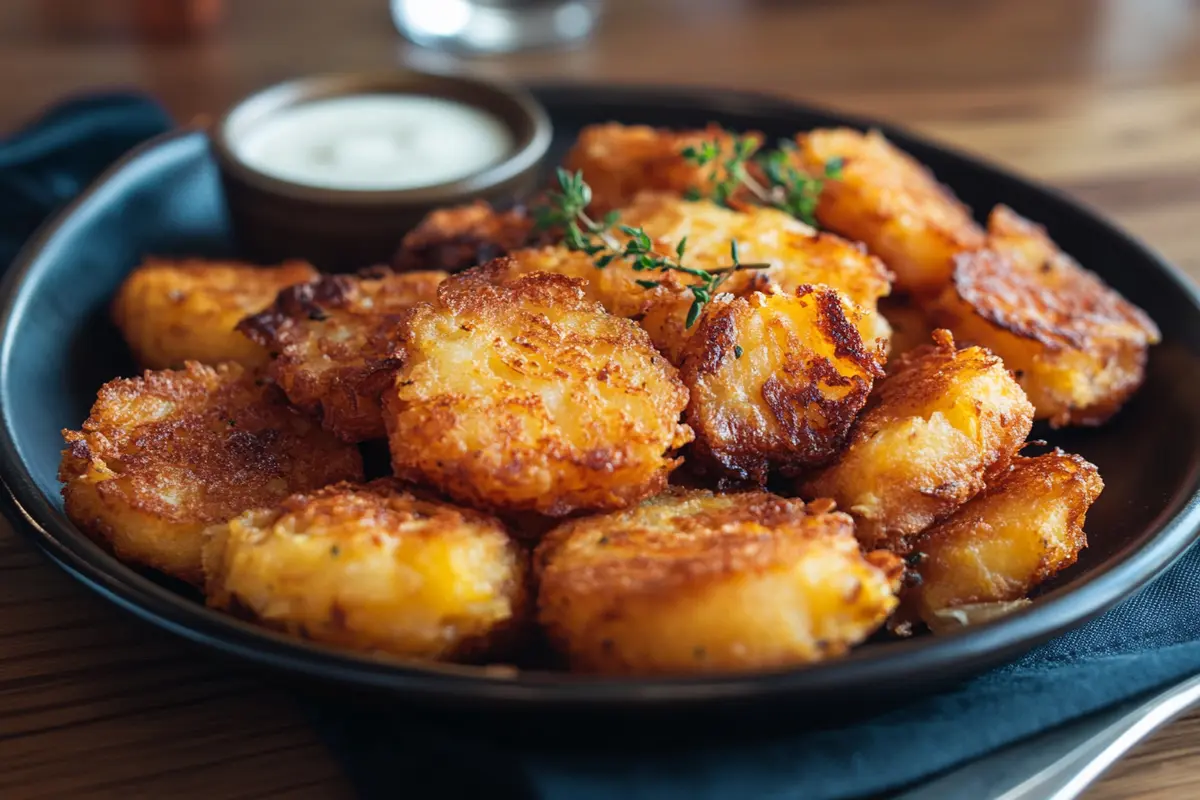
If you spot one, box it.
[893,671,1200,800]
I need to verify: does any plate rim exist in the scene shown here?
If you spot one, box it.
[3,84,1200,708]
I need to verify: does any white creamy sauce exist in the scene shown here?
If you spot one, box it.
[233,95,514,190]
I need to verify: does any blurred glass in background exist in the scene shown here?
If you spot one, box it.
[390,0,603,53]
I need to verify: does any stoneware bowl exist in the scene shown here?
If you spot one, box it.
[210,70,552,271]
[2,85,1199,719]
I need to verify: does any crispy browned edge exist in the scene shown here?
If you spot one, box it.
[682,286,884,483]
[207,477,533,663]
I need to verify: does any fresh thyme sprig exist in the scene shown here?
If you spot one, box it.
[681,133,844,227]
[534,168,768,327]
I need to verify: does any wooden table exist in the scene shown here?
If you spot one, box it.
[2,0,1199,796]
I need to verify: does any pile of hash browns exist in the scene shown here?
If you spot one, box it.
[59,123,1154,676]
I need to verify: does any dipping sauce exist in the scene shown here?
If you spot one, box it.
[232,94,515,191]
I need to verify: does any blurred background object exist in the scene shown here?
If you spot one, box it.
[390,0,603,53]
[134,0,224,41]
[35,0,225,40]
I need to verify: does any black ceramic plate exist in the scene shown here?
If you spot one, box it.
[2,85,1199,712]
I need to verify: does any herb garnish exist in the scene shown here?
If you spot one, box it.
[533,168,768,327]
[681,132,844,227]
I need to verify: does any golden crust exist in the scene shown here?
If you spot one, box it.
[621,194,893,360]
[534,488,903,674]
[680,287,884,483]
[799,330,1034,553]
[111,258,318,370]
[385,271,693,517]
[59,362,363,584]
[392,201,545,272]
[238,269,447,442]
[793,128,985,294]
[203,478,529,661]
[562,123,760,214]
[907,450,1103,626]
[455,195,892,363]
[930,206,1160,426]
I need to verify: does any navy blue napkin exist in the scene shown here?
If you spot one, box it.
[5,93,1200,800]
[0,92,171,267]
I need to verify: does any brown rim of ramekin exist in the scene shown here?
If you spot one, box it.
[211,70,552,207]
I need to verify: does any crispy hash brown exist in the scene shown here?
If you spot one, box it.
[906,450,1103,629]
[562,123,760,214]
[203,479,528,660]
[931,206,1160,426]
[59,362,363,585]
[238,269,446,442]
[535,488,903,674]
[621,194,893,358]
[681,287,884,483]
[111,258,318,370]
[457,195,893,361]
[800,331,1034,554]
[386,272,693,516]
[454,246,649,317]
[793,128,985,295]
[393,201,544,272]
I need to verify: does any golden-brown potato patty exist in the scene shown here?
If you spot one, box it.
[620,194,893,360]
[238,269,446,442]
[792,128,985,295]
[393,201,544,273]
[111,258,318,370]
[203,478,528,661]
[906,450,1102,630]
[562,122,760,214]
[59,362,363,584]
[680,287,884,483]
[386,270,693,517]
[535,488,903,674]
[800,330,1034,554]
[930,206,1160,426]
[453,194,893,362]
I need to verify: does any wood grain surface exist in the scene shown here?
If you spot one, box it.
[2,0,1199,797]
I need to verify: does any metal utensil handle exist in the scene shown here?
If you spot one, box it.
[894,671,1200,800]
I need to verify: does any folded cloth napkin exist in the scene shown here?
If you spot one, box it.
[4,93,1200,800]
[0,92,171,267]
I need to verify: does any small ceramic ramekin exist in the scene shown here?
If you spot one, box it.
[211,70,551,272]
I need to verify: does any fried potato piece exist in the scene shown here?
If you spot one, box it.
[879,294,936,367]
[792,128,985,295]
[386,272,693,517]
[906,450,1103,629]
[562,123,760,215]
[238,269,446,442]
[111,258,318,370]
[800,330,1034,554]
[393,201,544,272]
[930,206,1160,426]
[535,488,903,675]
[203,478,528,660]
[680,287,884,483]
[622,194,893,359]
[457,245,650,317]
[461,195,892,361]
[59,362,364,585]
